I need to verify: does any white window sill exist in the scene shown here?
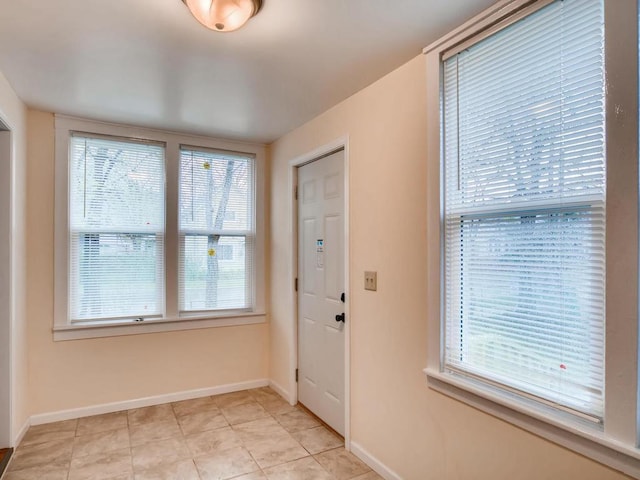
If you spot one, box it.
[53,311,267,341]
[425,368,640,478]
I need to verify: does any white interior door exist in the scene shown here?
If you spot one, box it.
[297,150,345,436]
[0,128,11,448]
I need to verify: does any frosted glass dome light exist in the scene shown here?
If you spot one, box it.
[183,0,262,32]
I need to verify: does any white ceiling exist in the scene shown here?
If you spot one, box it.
[0,0,496,143]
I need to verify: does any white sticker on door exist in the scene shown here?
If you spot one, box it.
[317,239,324,268]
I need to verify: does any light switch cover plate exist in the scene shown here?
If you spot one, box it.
[364,271,377,291]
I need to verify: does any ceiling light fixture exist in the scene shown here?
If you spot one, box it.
[182,0,262,32]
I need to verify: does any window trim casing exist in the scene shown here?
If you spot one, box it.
[54,115,267,341]
[423,0,640,477]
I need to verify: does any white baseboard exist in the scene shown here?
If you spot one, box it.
[12,418,30,447]
[350,441,402,480]
[268,379,291,404]
[4,419,31,474]
[30,378,269,426]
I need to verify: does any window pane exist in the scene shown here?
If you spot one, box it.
[445,208,605,414]
[69,135,165,321]
[179,149,253,232]
[444,0,605,213]
[70,136,165,231]
[443,0,605,418]
[180,235,251,311]
[70,233,164,321]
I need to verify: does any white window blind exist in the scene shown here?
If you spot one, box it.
[179,146,254,312]
[443,0,605,419]
[69,134,166,322]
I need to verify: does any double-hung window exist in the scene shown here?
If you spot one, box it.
[179,146,255,313]
[425,0,640,475]
[443,0,605,419]
[69,134,166,323]
[55,117,265,339]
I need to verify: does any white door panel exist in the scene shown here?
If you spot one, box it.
[297,150,345,435]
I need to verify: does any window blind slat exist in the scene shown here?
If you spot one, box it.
[443,0,605,418]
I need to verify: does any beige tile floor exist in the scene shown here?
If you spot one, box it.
[3,387,383,480]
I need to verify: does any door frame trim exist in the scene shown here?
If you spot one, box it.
[288,135,350,448]
[0,112,13,449]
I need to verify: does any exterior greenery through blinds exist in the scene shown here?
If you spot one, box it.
[69,134,165,322]
[442,0,605,418]
[179,147,254,312]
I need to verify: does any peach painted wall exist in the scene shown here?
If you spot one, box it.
[0,70,29,443]
[25,109,269,415]
[269,55,630,479]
